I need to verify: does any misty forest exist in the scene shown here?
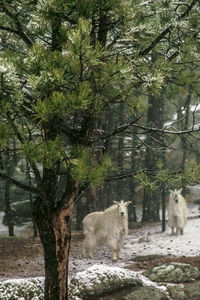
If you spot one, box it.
[0,0,200,299]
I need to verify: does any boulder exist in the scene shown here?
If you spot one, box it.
[122,286,168,300]
[145,262,200,283]
[168,281,200,300]
[68,264,143,300]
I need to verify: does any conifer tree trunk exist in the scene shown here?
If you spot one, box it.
[76,198,85,230]
[128,130,138,222]
[128,177,137,222]
[117,103,125,200]
[5,147,14,236]
[161,182,166,232]
[5,178,14,236]
[33,177,78,300]
[142,89,165,222]
[34,205,70,299]
[38,211,69,299]
[180,85,192,196]
[26,160,38,237]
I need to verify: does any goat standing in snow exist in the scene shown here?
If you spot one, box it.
[168,188,188,235]
[82,200,131,261]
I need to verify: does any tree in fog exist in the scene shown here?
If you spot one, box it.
[0,0,200,299]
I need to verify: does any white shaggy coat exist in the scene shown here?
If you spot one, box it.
[82,200,131,260]
[168,188,188,235]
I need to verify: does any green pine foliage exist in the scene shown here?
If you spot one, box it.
[1,1,200,298]
[22,137,65,169]
[0,0,200,208]
[0,123,11,150]
[71,146,112,186]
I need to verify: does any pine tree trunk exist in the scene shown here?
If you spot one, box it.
[128,129,139,222]
[128,177,137,222]
[180,85,192,196]
[161,184,166,232]
[142,88,165,222]
[5,178,14,236]
[5,147,14,236]
[33,197,73,300]
[117,102,125,200]
[26,159,38,237]
[32,161,78,300]
[76,199,83,230]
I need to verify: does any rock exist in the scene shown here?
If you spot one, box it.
[167,285,186,300]
[122,286,168,300]
[145,262,200,283]
[128,222,142,229]
[168,281,200,300]
[138,232,151,243]
[68,264,143,299]
[131,254,164,262]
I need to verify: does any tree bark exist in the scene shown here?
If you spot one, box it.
[5,147,14,236]
[33,181,77,300]
[98,7,108,47]
[142,88,165,222]
[180,85,192,196]
[128,128,139,222]
[128,177,137,222]
[161,184,166,232]
[26,159,38,237]
[5,177,14,236]
[117,102,125,200]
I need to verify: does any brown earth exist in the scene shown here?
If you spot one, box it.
[0,232,200,281]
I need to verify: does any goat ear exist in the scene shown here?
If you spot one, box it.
[178,188,183,193]
[113,201,119,205]
[126,201,131,206]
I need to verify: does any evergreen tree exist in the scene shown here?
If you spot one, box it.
[0,1,136,298]
[0,0,200,299]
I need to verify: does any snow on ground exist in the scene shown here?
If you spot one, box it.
[0,199,199,300]
[0,196,199,279]
[0,212,8,235]
[69,206,200,277]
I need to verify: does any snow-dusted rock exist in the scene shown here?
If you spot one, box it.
[68,264,143,300]
[168,281,200,300]
[123,286,168,300]
[0,277,44,300]
[146,262,200,283]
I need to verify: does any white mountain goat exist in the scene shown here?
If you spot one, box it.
[168,188,188,235]
[82,200,131,260]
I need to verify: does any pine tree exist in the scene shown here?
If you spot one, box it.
[0,1,200,299]
[0,1,136,298]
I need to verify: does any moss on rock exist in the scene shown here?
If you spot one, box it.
[168,281,200,300]
[145,262,200,283]
[122,286,168,300]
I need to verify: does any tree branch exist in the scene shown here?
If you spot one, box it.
[7,114,43,186]
[1,5,33,47]
[0,25,19,35]
[131,123,200,135]
[139,0,199,57]
[98,115,144,141]
[0,172,39,194]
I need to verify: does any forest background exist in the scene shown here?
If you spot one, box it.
[0,0,200,299]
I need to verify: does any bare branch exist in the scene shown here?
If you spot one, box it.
[131,123,200,135]
[98,115,144,141]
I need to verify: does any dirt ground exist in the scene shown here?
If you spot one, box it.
[0,231,200,281]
